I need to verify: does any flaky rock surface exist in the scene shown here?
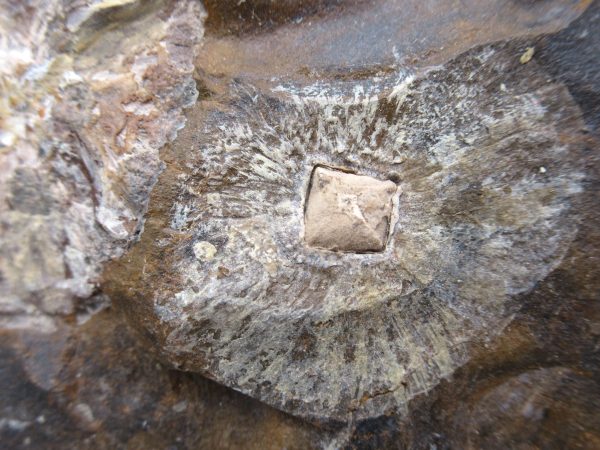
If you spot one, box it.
[0,0,205,330]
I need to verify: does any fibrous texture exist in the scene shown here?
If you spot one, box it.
[110,41,587,422]
[1,0,599,447]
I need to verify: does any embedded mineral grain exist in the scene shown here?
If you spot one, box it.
[304,167,397,252]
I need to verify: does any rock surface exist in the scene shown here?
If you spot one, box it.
[106,0,598,425]
[0,0,204,330]
[304,166,398,252]
[2,0,600,448]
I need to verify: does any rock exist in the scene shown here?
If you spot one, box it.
[0,0,205,331]
[105,8,594,424]
[0,309,332,449]
[520,46,535,64]
[2,0,600,447]
[193,241,218,261]
[304,167,398,252]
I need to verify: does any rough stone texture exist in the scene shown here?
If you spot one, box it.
[2,0,600,448]
[0,0,204,331]
[105,0,597,425]
[1,308,335,449]
[304,167,398,252]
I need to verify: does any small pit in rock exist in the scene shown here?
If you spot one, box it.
[303,166,397,253]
